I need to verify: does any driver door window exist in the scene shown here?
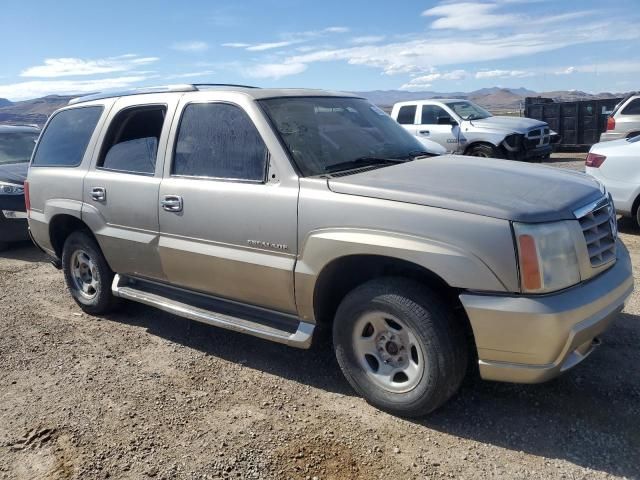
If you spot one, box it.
[418,105,459,153]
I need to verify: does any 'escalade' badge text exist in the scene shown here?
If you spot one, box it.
[247,240,289,251]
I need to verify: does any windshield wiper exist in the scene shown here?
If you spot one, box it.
[324,156,406,173]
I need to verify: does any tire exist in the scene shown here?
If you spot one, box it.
[62,230,119,315]
[635,208,640,230]
[333,277,468,417]
[466,144,501,159]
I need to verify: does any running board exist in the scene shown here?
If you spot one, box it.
[111,274,314,349]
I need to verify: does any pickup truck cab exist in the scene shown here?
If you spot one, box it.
[27,85,633,417]
[391,99,555,161]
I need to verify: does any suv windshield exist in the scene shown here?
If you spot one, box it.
[0,131,39,165]
[260,97,427,176]
[445,101,492,121]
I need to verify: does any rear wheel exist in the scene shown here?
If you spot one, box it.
[333,278,468,417]
[62,230,119,315]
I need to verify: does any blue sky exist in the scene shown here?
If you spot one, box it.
[1,0,639,100]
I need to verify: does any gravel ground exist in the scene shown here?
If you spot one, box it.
[1,154,638,480]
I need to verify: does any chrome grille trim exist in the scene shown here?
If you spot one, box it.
[574,196,617,268]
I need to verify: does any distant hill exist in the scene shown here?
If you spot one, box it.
[0,88,634,126]
[0,95,73,126]
[352,88,630,112]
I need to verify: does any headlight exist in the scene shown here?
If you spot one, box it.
[514,221,580,294]
[0,181,24,195]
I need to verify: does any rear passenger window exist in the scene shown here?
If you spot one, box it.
[99,105,166,174]
[622,99,640,115]
[396,105,417,125]
[32,106,103,167]
[172,103,268,181]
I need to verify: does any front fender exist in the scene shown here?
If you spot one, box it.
[294,228,508,323]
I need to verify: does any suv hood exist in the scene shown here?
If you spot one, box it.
[0,162,28,185]
[468,116,547,134]
[328,156,603,223]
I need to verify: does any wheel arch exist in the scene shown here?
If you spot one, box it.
[463,140,501,156]
[49,214,103,261]
[312,254,459,327]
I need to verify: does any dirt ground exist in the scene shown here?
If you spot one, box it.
[1,154,638,480]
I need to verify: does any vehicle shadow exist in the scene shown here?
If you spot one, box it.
[617,216,638,235]
[104,304,640,478]
[0,241,49,263]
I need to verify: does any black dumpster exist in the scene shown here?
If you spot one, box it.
[524,97,623,149]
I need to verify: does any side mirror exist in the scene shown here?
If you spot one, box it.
[437,116,457,126]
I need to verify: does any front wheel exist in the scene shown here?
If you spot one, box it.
[62,230,119,315]
[333,278,468,417]
[466,144,501,158]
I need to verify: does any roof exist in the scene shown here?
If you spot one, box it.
[0,124,40,133]
[394,98,469,106]
[68,84,361,105]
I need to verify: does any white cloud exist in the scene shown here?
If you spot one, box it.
[20,55,158,78]
[282,20,639,77]
[165,70,216,79]
[171,41,209,52]
[422,2,518,31]
[222,25,350,53]
[0,75,151,101]
[245,62,307,79]
[475,69,531,79]
[323,26,349,33]
[247,41,295,52]
[400,83,432,91]
[351,35,386,44]
[222,42,251,48]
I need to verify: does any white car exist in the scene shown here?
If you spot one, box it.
[585,135,640,226]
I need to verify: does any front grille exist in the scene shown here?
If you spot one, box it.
[526,127,551,148]
[576,197,617,267]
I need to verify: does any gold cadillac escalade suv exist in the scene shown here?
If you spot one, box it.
[27,84,633,417]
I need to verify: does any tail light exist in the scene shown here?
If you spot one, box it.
[606,116,616,131]
[586,153,606,168]
[24,181,31,217]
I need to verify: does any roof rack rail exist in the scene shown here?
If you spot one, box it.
[68,83,261,105]
[193,83,260,89]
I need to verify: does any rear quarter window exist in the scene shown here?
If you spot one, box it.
[621,98,640,116]
[32,106,103,167]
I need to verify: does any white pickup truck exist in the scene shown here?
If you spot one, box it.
[391,99,557,161]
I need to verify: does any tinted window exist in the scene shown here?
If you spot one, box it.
[622,98,640,115]
[32,106,103,167]
[0,131,39,165]
[421,105,452,124]
[396,105,417,124]
[173,103,267,181]
[260,97,426,176]
[99,106,166,174]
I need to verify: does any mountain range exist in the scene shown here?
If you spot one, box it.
[0,88,629,126]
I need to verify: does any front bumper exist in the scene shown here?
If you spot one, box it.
[460,241,633,383]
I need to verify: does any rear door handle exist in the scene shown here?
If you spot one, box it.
[90,187,106,202]
[419,130,430,136]
[161,195,183,212]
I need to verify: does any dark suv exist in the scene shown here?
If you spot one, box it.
[0,124,40,250]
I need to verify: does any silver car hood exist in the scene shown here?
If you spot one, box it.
[469,116,547,134]
[328,156,603,223]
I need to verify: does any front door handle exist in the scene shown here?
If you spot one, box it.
[418,130,430,136]
[161,195,183,212]
[90,187,106,202]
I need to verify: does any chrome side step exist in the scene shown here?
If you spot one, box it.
[111,274,314,348]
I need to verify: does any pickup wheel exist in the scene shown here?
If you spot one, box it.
[62,231,119,315]
[466,143,501,159]
[333,278,468,417]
